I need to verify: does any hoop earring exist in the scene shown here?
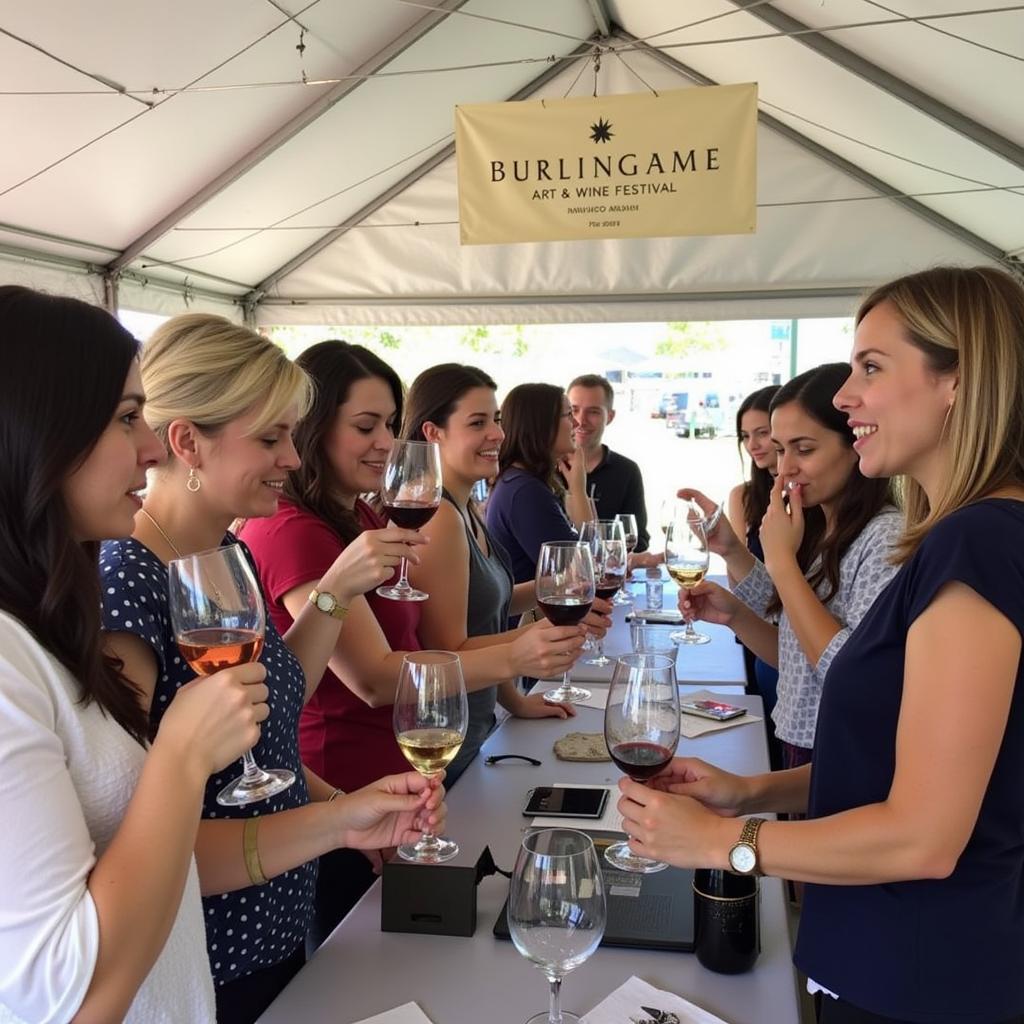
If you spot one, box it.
[186,467,202,493]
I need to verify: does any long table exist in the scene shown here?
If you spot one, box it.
[259,590,800,1024]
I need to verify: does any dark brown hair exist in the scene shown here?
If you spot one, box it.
[568,373,614,408]
[402,363,497,444]
[0,285,149,744]
[766,363,894,615]
[736,385,780,533]
[285,340,403,544]
[497,382,566,493]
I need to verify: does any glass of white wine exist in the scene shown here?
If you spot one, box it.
[665,502,712,646]
[392,651,468,863]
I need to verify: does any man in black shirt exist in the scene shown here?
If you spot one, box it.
[567,373,656,559]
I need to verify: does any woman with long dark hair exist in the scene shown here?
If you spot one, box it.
[620,266,1024,1024]
[680,363,901,768]
[485,382,593,584]
[240,343,586,947]
[0,287,269,1023]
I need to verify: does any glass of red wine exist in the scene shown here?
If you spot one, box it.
[168,544,295,807]
[535,541,596,705]
[613,513,638,604]
[377,439,443,602]
[579,520,626,667]
[603,652,680,873]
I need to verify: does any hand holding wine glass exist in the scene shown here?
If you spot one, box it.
[603,653,680,873]
[535,541,596,705]
[665,502,712,646]
[377,439,442,602]
[508,828,607,1024]
[392,651,468,863]
[169,543,295,807]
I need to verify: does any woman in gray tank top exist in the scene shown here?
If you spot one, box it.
[403,364,606,784]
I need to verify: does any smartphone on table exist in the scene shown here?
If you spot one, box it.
[679,699,746,721]
[522,786,609,818]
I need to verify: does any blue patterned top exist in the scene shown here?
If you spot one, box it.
[99,536,315,986]
[732,508,902,749]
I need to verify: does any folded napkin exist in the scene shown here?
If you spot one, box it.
[351,1003,435,1024]
[679,690,762,739]
[582,975,729,1024]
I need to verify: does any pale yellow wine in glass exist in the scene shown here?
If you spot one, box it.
[665,503,711,645]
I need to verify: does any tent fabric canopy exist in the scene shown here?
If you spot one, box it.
[1,0,1021,325]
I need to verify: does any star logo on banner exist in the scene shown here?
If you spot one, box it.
[589,117,614,143]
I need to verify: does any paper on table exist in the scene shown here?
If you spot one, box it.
[680,689,762,739]
[351,1002,435,1024]
[581,975,730,1024]
[530,783,624,835]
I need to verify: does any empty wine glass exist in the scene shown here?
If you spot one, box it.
[508,828,607,1024]
[604,653,680,873]
[377,439,443,602]
[665,502,712,645]
[535,541,596,705]
[613,513,638,603]
[579,520,626,667]
[169,544,295,807]
[393,651,468,863]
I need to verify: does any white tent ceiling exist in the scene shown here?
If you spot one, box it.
[1,0,1021,324]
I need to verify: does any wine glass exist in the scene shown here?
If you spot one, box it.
[665,502,712,645]
[169,544,295,807]
[508,828,607,1024]
[535,541,596,705]
[604,653,680,873]
[578,520,626,667]
[613,513,639,603]
[377,439,443,602]
[392,651,468,863]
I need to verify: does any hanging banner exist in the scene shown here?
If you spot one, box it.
[455,83,757,245]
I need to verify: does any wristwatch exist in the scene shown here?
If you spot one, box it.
[728,817,766,875]
[309,588,349,620]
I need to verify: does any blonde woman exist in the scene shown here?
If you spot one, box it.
[100,316,446,1024]
[619,267,1024,1024]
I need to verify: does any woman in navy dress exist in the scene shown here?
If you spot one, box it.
[618,266,1024,1023]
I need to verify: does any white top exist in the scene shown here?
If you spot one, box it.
[732,508,903,749]
[0,611,214,1024]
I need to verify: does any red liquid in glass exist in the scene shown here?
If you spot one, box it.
[610,741,674,781]
[537,597,593,627]
[383,501,439,530]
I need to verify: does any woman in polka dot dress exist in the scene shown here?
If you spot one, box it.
[100,315,446,1024]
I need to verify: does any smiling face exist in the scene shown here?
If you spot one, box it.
[553,394,577,458]
[322,376,398,504]
[428,386,503,488]
[63,361,165,541]
[739,409,775,472]
[568,384,614,453]
[834,300,957,490]
[771,401,858,512]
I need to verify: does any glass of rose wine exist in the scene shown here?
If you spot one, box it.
[393,651,468,863]
[169,544,295,807]
[535,541,596,705]
[377,439,443,602]
[578,520,626,667]
[613,513,638,604]
[665,502,712,646]
[603,653,680,873]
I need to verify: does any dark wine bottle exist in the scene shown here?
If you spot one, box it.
[692,868,760,974]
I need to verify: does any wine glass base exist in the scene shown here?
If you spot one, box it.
[376,584,429,602]
[674,630,711,645]
[397,836,459,864]
[542,685,591,705]
[583,654,610,666]
[523,1012,583,1024]
[604,840,669,874]
[217,767,295,807]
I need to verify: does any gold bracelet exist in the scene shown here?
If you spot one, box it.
[327,788,345,803]
[242,817,268,886]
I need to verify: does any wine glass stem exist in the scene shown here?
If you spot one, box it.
[240,750,263,782]
[547,976,563,1024]
[395,555,410,590]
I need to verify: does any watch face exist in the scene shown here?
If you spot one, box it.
[730,844,757,874]
[315,592,334,612]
